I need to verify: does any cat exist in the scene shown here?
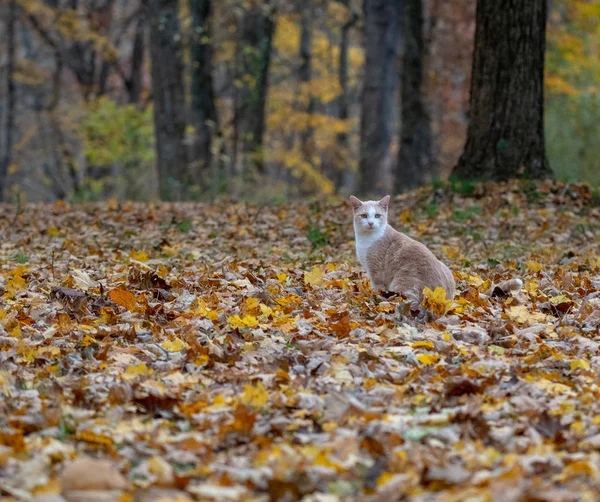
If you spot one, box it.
[350,195,456,301]
[350,195,523,301]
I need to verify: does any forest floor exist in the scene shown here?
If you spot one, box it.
[1,180,600,502]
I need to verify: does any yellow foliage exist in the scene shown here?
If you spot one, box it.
[416,353,440,366]
[304,267,324,286]
[240,381,269,408]
[161,338,187,352]
[122,363,153,381]
[421,287,452,317]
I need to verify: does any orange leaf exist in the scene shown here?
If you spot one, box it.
[108,286,138,311]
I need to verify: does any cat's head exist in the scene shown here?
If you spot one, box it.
[349,195,390,233]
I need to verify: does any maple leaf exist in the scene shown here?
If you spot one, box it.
[304,266,324,286]
[421,287,452,316]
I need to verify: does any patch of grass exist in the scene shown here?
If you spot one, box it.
[11,250,29,264]
[307,224,329,250]
[176,219,193,233]
[487,258,500,268]
[519,179,544,203]
[449,178,477,196]
[426,202,439,218]
[451,206,482,222]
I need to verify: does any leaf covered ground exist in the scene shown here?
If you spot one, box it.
[1,181,600,502]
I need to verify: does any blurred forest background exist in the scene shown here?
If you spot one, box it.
[0,0,597,202]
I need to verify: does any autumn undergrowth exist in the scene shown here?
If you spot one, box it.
[1,180,600,501]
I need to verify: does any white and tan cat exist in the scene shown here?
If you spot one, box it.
[350,195,455,300]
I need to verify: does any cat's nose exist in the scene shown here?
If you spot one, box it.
[368,222,374,227]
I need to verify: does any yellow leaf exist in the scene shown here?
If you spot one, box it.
[526,260,543,273]
[467,274,484,287]
[571,359,590,371]
[550,294,571,305]
[304,266,324,286]
[240,381,269,408]
[161,338,187,352]
[400,210,412,224]
[129,249,149,262]
[259,303,273,317]
[241,315,259,328]
[421,287,452,316]
[108,286,138,311]
[47,227,60,237]
[412,341,435,350]
[228,315,246,330]
[416,353,440,366]
[525,279,539,295]
[245,297,260,313]
[81,335,96,347]
[122,363,152,381]
[376,472,397,487]
[277,273,287,282]
[507,305,549,324]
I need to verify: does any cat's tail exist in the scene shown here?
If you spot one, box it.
[487,278,523,297]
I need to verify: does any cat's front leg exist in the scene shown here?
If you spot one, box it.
[369,276,384,292]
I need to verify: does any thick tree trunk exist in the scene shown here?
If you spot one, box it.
[452,0,552,180]
[235,3,275,174]
[396,0,434,192]
[189,0,217,180]
[145,0,189,200]
[0,0,16,201]
[359,0,402,195]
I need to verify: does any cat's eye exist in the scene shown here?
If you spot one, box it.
[361,214,368,218]
[375,214,382,218]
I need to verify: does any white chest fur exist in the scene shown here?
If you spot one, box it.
[354,226,385,270]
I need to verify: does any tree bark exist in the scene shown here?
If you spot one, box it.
[299,0,314,160]
[0,0,16,201]
[189,0,217,180]
[144,0,189,200]
[396,0,434,192]
[128,13,146,104]
[234,2,275,174]
[359,0,402,195]
[452,0,552,181]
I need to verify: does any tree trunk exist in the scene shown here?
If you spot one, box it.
[359,0,402,195]
[0,0,16,201]
[396,0,434,192]
[144,0,189,200]
[128,14,146,104]
[332,0,358,190]
[299,0,314,160]
[189,0,217,180]
[235,2,275,174]
[452,0,552,181]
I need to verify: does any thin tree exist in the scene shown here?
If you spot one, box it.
[144,0,189,200]
[452,0,552,180]
[233,1,276,175]
[190,0,218,179]
[396,0,435,192]
[127,13,146,104]
[334,0,358,190]
[299,0,314,160]
[0,0,16,201]
[359,0,402,195]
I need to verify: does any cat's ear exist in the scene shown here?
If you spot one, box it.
[349,196,363,211]
[379,195,391,211]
